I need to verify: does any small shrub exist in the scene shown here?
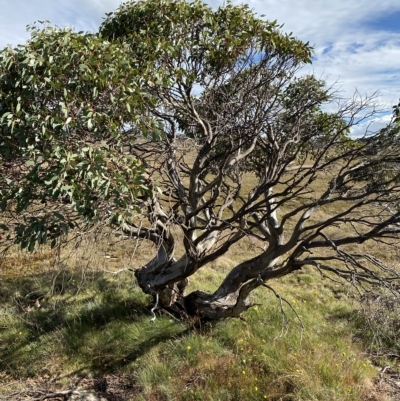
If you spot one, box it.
[356,291,400,357]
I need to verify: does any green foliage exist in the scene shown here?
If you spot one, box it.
[348,102,400,193]
[248,75,352,172]
[100,0,312,77]
[0,0,314,251]
[393,99,400,125]
[0,24,155,248]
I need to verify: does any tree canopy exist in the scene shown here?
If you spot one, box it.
[1,0,399,319]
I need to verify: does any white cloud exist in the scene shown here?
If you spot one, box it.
[206,0,400,42]
[205,0,400,107]
[350,113,393,138]
[0,0,120,47]
[303,33,400,106]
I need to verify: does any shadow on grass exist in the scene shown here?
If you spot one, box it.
[0,270,189,376]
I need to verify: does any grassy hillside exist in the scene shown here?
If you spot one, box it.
[0,234,399,401]
[1,153,399,400]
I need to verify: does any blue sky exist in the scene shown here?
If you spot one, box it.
[1,0,399,135]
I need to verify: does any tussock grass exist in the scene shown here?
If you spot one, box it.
[0,245,390,400]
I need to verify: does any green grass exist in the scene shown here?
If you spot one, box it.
[0,159,397,399]
[0,251,388,400]
[1,159,398,399]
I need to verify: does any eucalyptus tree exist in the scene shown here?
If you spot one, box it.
[1,0,399,319]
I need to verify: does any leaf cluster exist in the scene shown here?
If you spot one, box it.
[0,24,154,247]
